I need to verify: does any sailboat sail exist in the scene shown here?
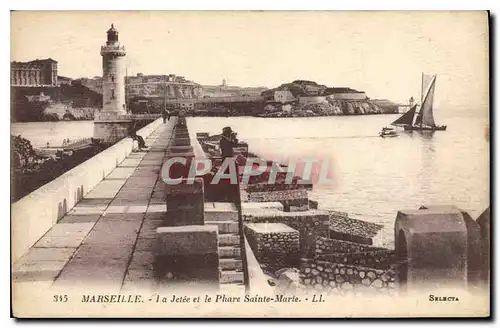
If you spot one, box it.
[391,105,417,126]
[415,75,436,127]
[421,73,434,103]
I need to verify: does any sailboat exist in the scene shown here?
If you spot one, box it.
[390,73,447,131]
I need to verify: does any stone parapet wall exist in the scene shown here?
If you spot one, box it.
[314,249,396,270]
[300,258,398,295]
[256,254,300,275]
[245,223,300,274]
[244,223,299,255]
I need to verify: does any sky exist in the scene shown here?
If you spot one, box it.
[11,11,489,114]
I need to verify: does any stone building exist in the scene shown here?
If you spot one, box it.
[274,90,296,103]
[126,73,202,99]
[11,58,58,87]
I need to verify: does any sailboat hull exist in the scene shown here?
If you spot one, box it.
[403,125,447,131]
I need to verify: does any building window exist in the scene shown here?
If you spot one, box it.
[111,75,114,82]
[111,89,115,100]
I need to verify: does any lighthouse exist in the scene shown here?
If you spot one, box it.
[93,24,132,143]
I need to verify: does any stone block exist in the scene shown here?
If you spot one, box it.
[174,132,190,139]
[205,202,238,221]
[155,225,219,283]
[219,246,241,258]
[395,205,468,292]
[172,138,191,147]
[241,202,284,213]
[163,153,196,181]
[165,179,204,195]
[205,221,239,234]
[245,223,300,256]
[155,225,218,256]
[168,145,194,154]
[218,234,240,246]
[243,210,330,254]
[165,178,204,226]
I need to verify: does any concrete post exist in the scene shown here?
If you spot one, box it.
[394,205,469,294]
[155,225,219,285]
[172,138,191,147]
[164,178,204,226]
[174,132,190,139]
[165,146,195,181]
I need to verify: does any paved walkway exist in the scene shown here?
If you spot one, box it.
[13,120,175,293]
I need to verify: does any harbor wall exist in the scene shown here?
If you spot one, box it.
[314,249,396,270]
[299,258,398,295]
[12,118,164,263]
[244,223,300,274]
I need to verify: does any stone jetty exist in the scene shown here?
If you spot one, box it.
[12,117,491,306]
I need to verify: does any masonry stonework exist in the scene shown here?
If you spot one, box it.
[300,258,398,295]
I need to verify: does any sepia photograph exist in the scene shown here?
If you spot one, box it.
[10,10,490,318]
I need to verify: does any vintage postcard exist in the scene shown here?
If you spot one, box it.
[11,11,490,318]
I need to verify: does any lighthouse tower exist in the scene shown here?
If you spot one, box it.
[94,24,132,143]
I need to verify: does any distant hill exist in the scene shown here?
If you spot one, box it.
[11,82,102,122]
[260,80,399,115]
[262,80,365,99]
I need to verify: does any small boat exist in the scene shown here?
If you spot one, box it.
[379,127,399,138]
[390,73,447,131]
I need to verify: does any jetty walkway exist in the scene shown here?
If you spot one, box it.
[14,120,176,293]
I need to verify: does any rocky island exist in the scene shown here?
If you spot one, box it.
[259,80,399,117]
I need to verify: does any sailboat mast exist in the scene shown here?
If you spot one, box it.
[125,63,128,113]
[419,72,423,128]
[421,72,424,104]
